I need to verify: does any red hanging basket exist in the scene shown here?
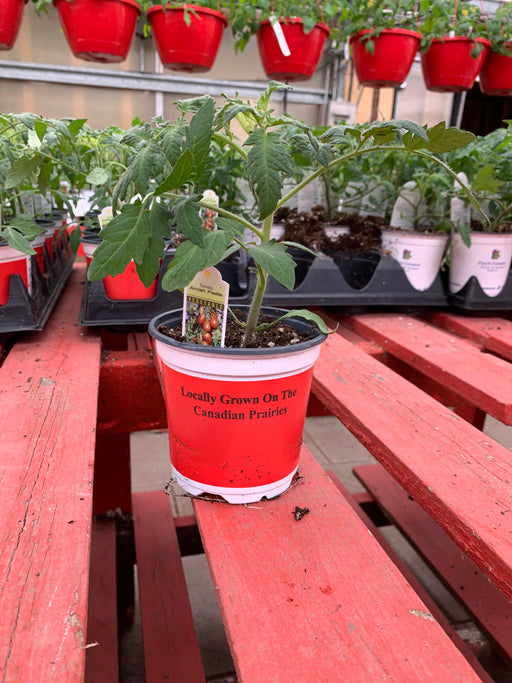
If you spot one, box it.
[421,36,490,93]
[147,4,227,73]
[479,44,512,97]
[53,0,141,63]
[0,0,26,50]
[349,28,421,88]
[257,18,329,82]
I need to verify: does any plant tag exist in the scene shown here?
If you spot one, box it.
[269,15,291,56]
[183,267,229,347]
[201,189,219,230]
[99,206,113,229]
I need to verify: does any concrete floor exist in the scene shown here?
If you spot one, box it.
[122,415,512,682]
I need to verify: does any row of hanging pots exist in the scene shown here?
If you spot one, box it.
[350,28,512,96]
[2,0,328,80]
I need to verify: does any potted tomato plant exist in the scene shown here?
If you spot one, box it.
[479,2,512,97]
[0,0,27,50]
[228,0,338,82]
[141,1,228,72]
[86,82,478,503]
[32,0,141,63]
[418,0,490,92]
[336,0,421,88]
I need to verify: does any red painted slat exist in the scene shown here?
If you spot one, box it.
[194,448,485,682]
[133,491,206,683]
[311,328,512,602]
[345,313,512,424]
[84,519,118,683]
[0,263,101,682]
[326,470,494,679]
[427,312,512,362]
[354,463,512,663]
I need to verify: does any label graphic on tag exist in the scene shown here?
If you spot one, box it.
[183,267,229,347]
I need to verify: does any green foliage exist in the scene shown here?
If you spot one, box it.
[483,3,512,54]
[335,0,419,51]
[417,0,487,53]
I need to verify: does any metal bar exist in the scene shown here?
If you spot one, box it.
[0,60,326,105]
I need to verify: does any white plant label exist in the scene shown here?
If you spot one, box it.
[270,15,291,56]
[183,267,230,348]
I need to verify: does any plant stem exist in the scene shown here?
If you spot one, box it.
[242,213,274,346]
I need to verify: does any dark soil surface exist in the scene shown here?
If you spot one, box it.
[159,311,313,349]
[275,206,383,253]
[470,220,512,234]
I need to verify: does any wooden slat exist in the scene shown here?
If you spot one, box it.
[353,463,512,663]
[84,519,118,683]
[310,325,512,602]
[194,447,485,682]
[427,312,512,362]
[0,263,101,682]
[133,491,206,683]
[344,313,512,424]
[326,470,494,680]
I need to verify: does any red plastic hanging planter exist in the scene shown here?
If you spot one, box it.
[349,28,421,88]
[257,18,329,82]
[0,0,26,50]
[479,44,512,96]
[421,36,490,93]
[53,0,141,63]
[147,4,227,72]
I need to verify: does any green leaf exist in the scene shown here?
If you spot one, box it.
[18,113,35,130]
[172,198,205,246]
[161,230,234,291]
[248,241,296,290]
[216,215,245,236]
[185,97,215,174]
[8,217,43,239]
[161,126,184,165]
[277,309,332,335]
[5,155,42,188]
[131,140,164,195]
[34,120,47,142]
[244,129,294,218]
[154,148,194,195]
[68,118,87,139]
[87,203,162,287]
[426,122,476,153]
[2,228,35,254]
[86,167,110,185]
[38,160,53,195]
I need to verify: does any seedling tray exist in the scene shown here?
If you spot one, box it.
[0,240,75,334]
[78,250,448,329]
[445,271,512,311]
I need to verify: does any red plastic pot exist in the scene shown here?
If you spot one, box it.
[0,0,26,50]
[257,18,329,82]
[421,36,490,93]
[0,245,30,306]
[479,44,512,96]
[149,307,326,504]
[349,28,421,88]
[53,0,140,63]
[103,260,159,300]
[147,4,227,72]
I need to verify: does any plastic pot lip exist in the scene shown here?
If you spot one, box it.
[53,0,141,12]
[259,17,330,35]
[146,3,227,25]
[149,306,327,356]
[429,36,491,48]
[350,27,421,41]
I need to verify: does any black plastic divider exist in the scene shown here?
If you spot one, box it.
[0,238,75,334]
[78,250,449,329]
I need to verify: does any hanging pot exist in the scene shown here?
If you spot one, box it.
[53,0,140,63]
[147,4,227,72]
[381,229,448,291]
[349,28,421,88]
[149,307,326,503]
[448,231,512,297]
[257,18,329,82]
[0,242,31,306]
[479,44,512,96]
[421,36,490,93]
[0,0,26,50]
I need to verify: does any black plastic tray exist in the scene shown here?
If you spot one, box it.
[78,250,448,329]
[445,270,512,311]
[0,240,75,334]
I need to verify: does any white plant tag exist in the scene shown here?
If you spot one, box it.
[390,181,425,229]
[201,189,219,230]
[183,267,230,348]
[270,15,291,56]
[99,206,113,230]
[450,172,471,229]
